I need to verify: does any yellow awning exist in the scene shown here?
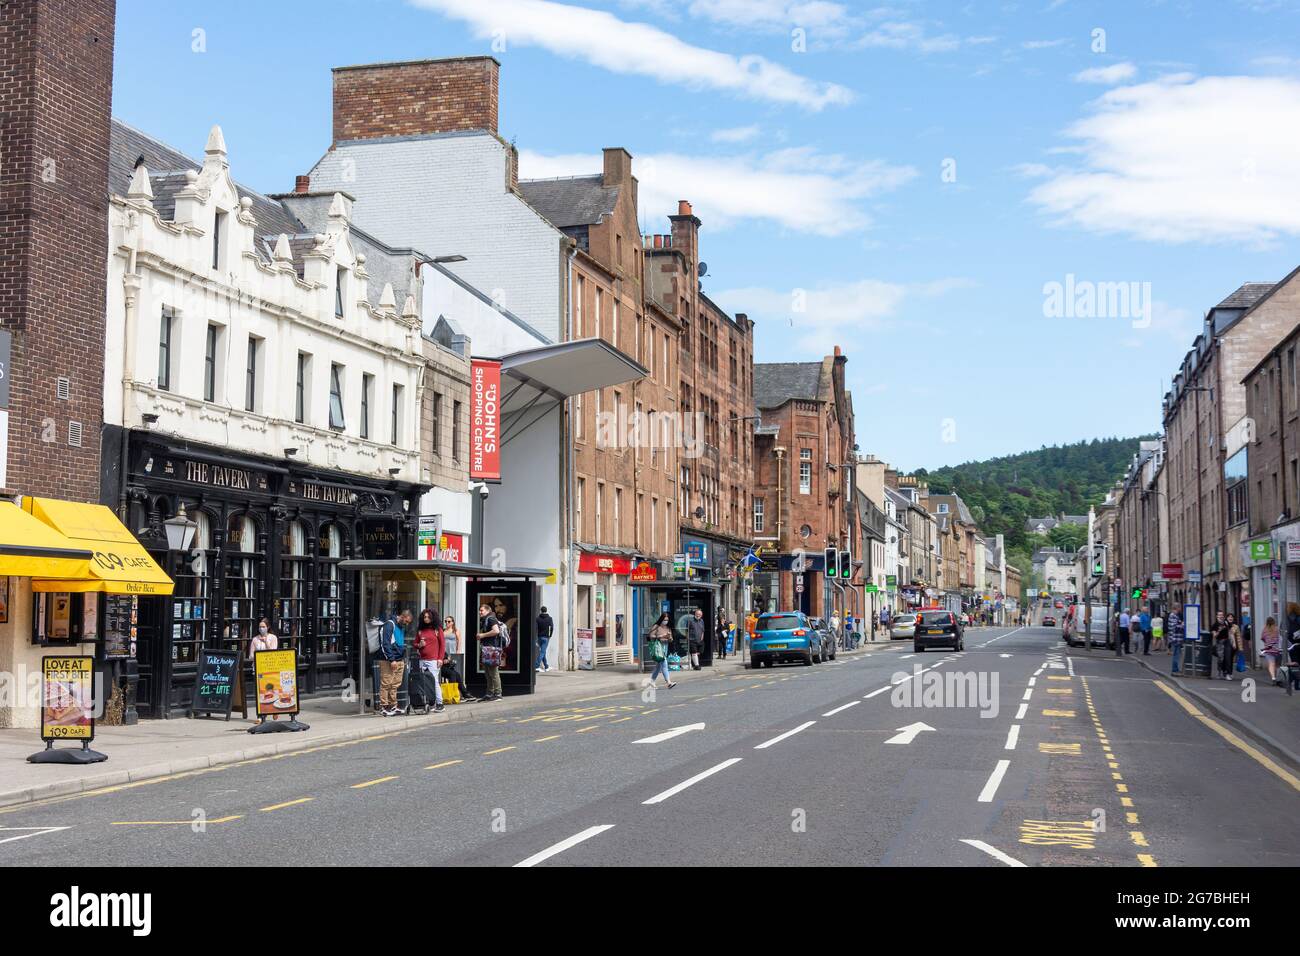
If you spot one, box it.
[24,497,174,596]
[0,502,94,579]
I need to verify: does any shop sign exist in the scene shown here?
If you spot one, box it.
[1187,570,1203,584]
[41,656,95,741]
[1161,563,1184,582]
[576,628,594,670]
[685,540,709,565]
[886,574,897,587]
[361,518,402,560]
[672,553,688,574]
[254,648,299,718]
[1249,538,1273,563]
[864,584,879,593]
[417,514,443,560]
[292,480,353,504]
[191,649,239,720]
[579,553,633,575]
[629,561,658,583]
[469,359,502,481]
[1287,541,1300,564]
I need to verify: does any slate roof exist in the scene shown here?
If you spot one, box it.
[1215,283,1274,310]
[519,175,618,229]
[754,362,823,409]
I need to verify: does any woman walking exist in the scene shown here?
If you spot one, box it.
[1260,616,1283,686]
[647,613,677,689]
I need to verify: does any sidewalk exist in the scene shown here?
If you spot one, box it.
[1128,647,1300,773]
[1,647,888,810]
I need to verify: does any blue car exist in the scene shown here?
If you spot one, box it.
[750,611,827,668]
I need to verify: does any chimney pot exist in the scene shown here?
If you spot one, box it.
[295,174,311,194]
[678,199,692,216]
[834,345,842,357]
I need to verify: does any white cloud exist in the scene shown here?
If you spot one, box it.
[411,0,853,110]
[858,21,962,53]
[1073,61,1137,84]
[520,147,916,236]
[685,0,857,35]
[711,277,967,355]
[1022,38,1069,49]
[711,124,761,143]
[1026,74,1300,244]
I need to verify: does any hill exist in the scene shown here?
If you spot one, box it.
[914,436,1155,581]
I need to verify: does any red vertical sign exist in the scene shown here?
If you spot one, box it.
[470,359,502,481]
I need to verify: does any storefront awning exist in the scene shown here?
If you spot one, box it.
[0,502,94,578]
[23,497,174,595]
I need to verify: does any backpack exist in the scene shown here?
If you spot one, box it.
[498,619,512,649]
[366,619,383,654]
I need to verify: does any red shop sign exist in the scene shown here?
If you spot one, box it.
[629,561,658,582]
[579,553,633,575]
[470,359,502,481]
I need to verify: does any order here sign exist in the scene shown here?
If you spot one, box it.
[470,359,501,481]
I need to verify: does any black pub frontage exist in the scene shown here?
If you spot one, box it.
[103,430,423,718]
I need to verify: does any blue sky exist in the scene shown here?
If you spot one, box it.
[113,0,1300,471]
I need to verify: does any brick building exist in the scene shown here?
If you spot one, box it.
[750,350,855,618]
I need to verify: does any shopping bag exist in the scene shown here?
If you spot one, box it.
[649,639,666,662]
[1235,652,1246,673]
[441,681,461,704]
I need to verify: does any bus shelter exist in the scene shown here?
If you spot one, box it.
[630,579,721,671]
[338,558,550,712]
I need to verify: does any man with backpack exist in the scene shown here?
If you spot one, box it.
[377,608,412,716]
[535,606,554,672]
[478,603,509,701]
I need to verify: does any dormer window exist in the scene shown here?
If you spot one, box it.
[335,267,346,318]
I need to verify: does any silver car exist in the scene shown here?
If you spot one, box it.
[890,613,918,639]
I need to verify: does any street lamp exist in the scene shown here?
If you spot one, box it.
[163,506,198,552]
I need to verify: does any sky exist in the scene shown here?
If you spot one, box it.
[111,0,1300,472]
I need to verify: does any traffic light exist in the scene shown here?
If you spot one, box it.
[824,547,838,577]
[838,548,852,580]
[1091,545,1106,577]
[1131,586,1145,601]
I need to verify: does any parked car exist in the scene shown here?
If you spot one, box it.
[890,612,919,640]
[914,609,964,652]
[750,611,827,667]
[1062,602,1110,648]
[809,617,837,659]
[1042,614,1057,627]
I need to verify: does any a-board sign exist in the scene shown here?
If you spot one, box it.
[254,648,299,718]
[41,656,95,742]
[191,649,239,719]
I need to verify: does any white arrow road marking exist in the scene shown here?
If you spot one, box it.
[978,759,1011,802]
[1000,653,1013,658]
[634,723,705,744]
[643,758,743,804]
[960,839,1027,867]
[755,721,816,750]
[0,826,70,845]
[514,825,614,867]
[884,721,936,745]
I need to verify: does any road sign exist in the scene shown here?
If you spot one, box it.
[864,584,879,593]
[416,514,442,560]
[1187,570,1203,584]
[1161,563,1184,582]
[795,574,805,594]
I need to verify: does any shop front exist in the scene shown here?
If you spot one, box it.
[109,433,422,718]
[575,549,635,666]
[0,498,173,729]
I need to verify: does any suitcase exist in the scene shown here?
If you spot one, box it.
[407,659,438,712]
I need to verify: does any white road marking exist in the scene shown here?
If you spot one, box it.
[1022,688,1033,701]
[1027,677,1036,687]
[755,721,816,750]
[1067,657,1076,676]
[1015,703,1028,720]
[978,759,1012,802]
[643,758,743,804]
[1000,653,1013,658]
[885,722,936,745]
[864,686,891,699]
[0,826,70,845]
[1004,724,1020,750]
[822,701,860,717]
[514,825,614,867]
[960,838,1027,867]
[634,723,705,744]
[900,654,914,659]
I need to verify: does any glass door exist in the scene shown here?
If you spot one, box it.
[315,522,350,689]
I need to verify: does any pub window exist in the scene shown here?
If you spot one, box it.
[279,520,309,646]
[244,336,261,413]
[295,352,311,424]
[204,323,220,402]
[391,383,403,445]
[224,513,259,644]
[170,509,212,668]
[360,372,373,439]
[329,364,346,431]
[317,523,346,661]
[158,308,174,391]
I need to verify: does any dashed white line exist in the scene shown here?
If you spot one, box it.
[978,759,1011,803]
[1027,677,1037,687]
[1021,688,1033,701]
[1015,703,1028,720]
[823,701,860,717]
[643,758,743,805]
[0,826,70,845]
[755,721,817,750]
[1004,725,1020,750]
[1067,656,1076,676]
[864,686,891,699]
[960,838,1027,867]
[514,825,615,867]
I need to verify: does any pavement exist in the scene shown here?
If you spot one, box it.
[1,625,1296,866]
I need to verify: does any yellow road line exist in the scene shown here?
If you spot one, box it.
[259,798,313,812]
[1137,853,1158,867]
[425,759,463,770]
[1129,831,1149,847]
[483,746,516,756]
[610,716,634,723]
[1152,681,1300,791]
[1126,812,1140,825]
[112,815,242,826]
[352,775,399,789]
[575,726,599,733]
[533,735,561,743]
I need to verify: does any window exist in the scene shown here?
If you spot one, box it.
[596,482,604,545]
[432,392,442,456]
[577,477,585,529]
[360,373,373,439]
[614,487,622,547]
[335,267,346,317]
[575,275,584,335]
[651,497,658,553]
[799,451,811,495]
[453,400,462,460]
[938,503,949,514]
[212,210,226,270]
[244,336,260,412]
[575,393,584,440]
[391,383,403,445]
[1290,348,1297,413]
[663,334,669,381]
[204,324,219,402]
[612,299,619,349]
[647,331,655,381]
[595,288,603,340]
[329,364,346,431]
[753,496,765,533]
[158,308,174,391]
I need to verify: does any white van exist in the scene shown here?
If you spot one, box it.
[1063,602,1110,647]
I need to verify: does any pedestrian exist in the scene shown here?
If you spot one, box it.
[1139,605,1153,655]
[830,610,841,640]
[535,605,554,672]
[1212,611,1234,680]
[647,613,677,689]
[415,609,445,714]
[715,611,729,660]
[1260,616,1283,685]
[477,603,505,701]
[1117,607,1130,655]
[845,612,855,649]
[1151,611,1165,652]
[1129,611,1142,655]
[687,608,706,670]
[1228,613,1244,679]
[443,614,475,702]
[377,608,411,716]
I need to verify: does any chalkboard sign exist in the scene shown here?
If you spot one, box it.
[191,649,239,720]
[102,595,135,660]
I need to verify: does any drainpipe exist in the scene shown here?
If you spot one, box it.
[564,242,579,671]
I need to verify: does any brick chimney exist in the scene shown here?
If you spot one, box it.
[332,56,500,144]
[602,147,632,187]
[669,198,700,267]
[295,174,311,193]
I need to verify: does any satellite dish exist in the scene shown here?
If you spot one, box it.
[698,261,708,277]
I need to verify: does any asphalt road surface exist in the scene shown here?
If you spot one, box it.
[3,626,1297,867]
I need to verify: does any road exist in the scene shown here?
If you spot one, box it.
[2,625,1297,867]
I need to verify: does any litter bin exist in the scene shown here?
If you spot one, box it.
[1180,637,1213,678]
